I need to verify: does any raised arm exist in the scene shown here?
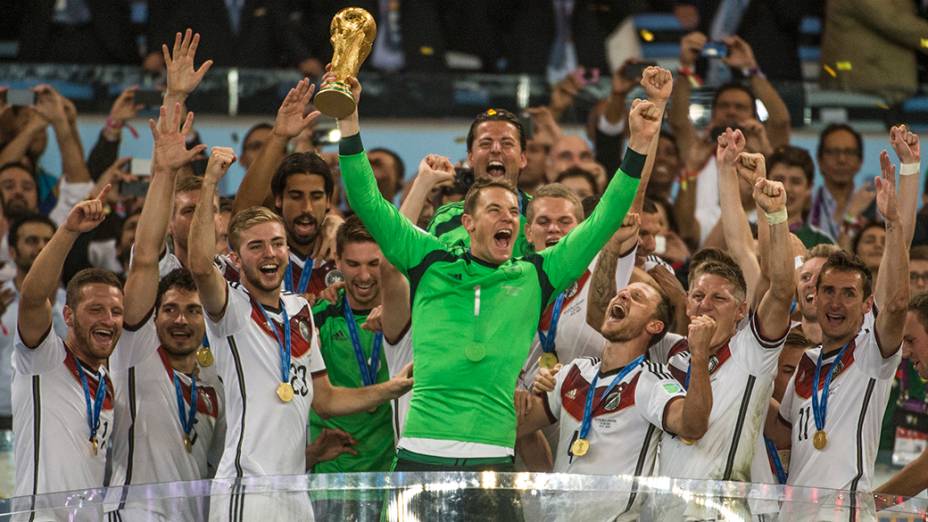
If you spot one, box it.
[189,148,236,319]
[34,85,91,183]
[586,214,639,333]
[669,32,706,165]
[399,155,455,226]
[329,71,445,273]
[19,188,110,347]
[722,36,790,149]
[875,446,928,497]
[124,105,206,326]
[540,98,658,292]
[160,29,213,126]
[874,151,909,357]
[716,129,762,299]
[747,156,794,337]
[232,79,320,215]
[0,109,47,166]
[889,125,921,245]
[664,315,716,440]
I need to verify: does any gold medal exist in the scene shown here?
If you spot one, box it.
[571,438,590,457]
[540,352,559,370]
[90,439,98,456]
[196,347,214,367]
[277,382,294,402]
[813,430,827,450]
[184,436,193,453]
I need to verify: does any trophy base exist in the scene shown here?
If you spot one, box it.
[314,83,357,119]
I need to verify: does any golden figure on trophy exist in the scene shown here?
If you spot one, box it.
[314,7,377,119]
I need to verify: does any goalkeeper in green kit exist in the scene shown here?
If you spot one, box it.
[326,65,664,516]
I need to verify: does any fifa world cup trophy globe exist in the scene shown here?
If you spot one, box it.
[314,7,377,119]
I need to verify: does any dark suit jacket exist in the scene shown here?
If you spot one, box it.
[148,0,310,68]
[504,0,627,75]
[305,0,447,72]
[17,0,137,63]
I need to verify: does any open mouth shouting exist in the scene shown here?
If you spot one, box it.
[609,302,628,321]
[823,310,846,330]
[259,261,281,277]
[291,214,318,239]
[487,160,506,178]
[168,326,195,345]
[493,227,513,250]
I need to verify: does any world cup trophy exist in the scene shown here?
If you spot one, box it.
[314,7,377,119]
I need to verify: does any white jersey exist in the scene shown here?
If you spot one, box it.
[519,251,636,390]
[650,314,785,521]
[544,356,684,520]
[780,325,900,521]
[385,326,413,442]
[105,316,224,521]
[0,281,67,416]
[11,329,114,520]
[206,281,324,521]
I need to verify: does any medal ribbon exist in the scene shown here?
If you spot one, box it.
[764,436,787,484]
[811,341,852,433]
[172,371,198,440]
[284,258,314,294]
[578,355,645,441]
[75,356,107,445]
[257,300,292,385]
[537,292,566,355]
[343,300,383,386]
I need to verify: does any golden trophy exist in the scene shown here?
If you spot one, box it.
[314,7,377,119]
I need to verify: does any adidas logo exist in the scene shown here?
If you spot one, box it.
[449,273,462,281]
[334,331,348,341]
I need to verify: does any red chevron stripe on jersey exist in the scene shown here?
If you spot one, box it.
[248,300,315,358]
[793,341,858,400]
[64,350,114,410]
[560,363,641,421]
[155,347,221,417]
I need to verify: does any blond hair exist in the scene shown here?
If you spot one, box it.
[228,206,285,252]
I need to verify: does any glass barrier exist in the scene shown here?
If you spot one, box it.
[1,472,926,521]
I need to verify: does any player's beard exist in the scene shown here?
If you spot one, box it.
[241,261,285,293]
[72,316,119,361]
[287,213,319,250]
[346,276,380,309]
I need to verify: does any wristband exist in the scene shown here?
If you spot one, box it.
[901,162,921,176]
[764,208,787,225]
[741,67,766,80]
[105,116,124,130]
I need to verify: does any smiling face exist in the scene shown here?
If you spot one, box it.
[65,283,124,362]
[796,256,828,321]
[467,121,526,186]
[686,273,746,348]
[904,311,928,379]
[600,283,665,344]
[233,221,290,293]
[337,240,382,309]
[275,173,330,252]
[525,196,580,252]
[155,288,205,356]
[815,268,872,343]
[462,186,520,264]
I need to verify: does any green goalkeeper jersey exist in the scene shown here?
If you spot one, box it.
[309,291,395,472]
[427,190,534,257]
[339,133,642,451]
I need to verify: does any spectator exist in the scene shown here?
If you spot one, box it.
[852,221,885,282]
[239,123,273,171]
[146,2,315,72]
[546,135,594,183]
[810,123,873,242]
[767,145,834,248]
[368,147,405,204]
[912,246,928,295]
[555,167,598,199]
[820,0,928,103]
[670,32,791,246]
[17,0,137,64]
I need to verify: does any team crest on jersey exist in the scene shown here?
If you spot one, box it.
[566,388,577,400]
[708,355,719,373]
[298,318,312,342]
[603,383,628,411]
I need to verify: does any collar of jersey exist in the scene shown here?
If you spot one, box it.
[465,250,517,269]
[598,356,648,378]
[338,288,372,316]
